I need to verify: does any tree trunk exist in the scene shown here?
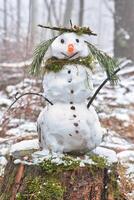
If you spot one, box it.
[63,0,74,26]
[114,0,134,61]
[3,0,7,40]
[79,0,84,26]
[0,155,125,200]
[29,0,40,47]
[16,0,21,43]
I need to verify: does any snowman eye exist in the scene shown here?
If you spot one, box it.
[60,39,65,44]
[76,39,79,43]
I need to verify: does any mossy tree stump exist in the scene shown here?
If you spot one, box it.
[0,155,125,200]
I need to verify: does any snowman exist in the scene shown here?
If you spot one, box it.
[31,25,118,153]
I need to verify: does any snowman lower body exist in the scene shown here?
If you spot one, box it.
[37,103,102,153]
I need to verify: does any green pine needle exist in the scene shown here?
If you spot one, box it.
[86,41,119,85]
[30,37,56,76]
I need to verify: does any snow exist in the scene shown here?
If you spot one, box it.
[0,98,12,107]
[93,146,117,164]
[127,191,134,199]
[10,139,39,155]
[101,131,134,150]
[0,156,7,166]
[43,64,93,103]
[111,112,130,121]
[0,156,8,176]
[0,60,31,68]
[38,103,102,152]
[117,151,134,162]
[6,122,37,136]
[14,150,105,167]
[49,32,90,59]
[0,147,9,156]
[117,151,134,185]
[39,33,103,153]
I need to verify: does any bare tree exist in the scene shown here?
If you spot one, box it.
[3,0,7,40]
[16,0,21,43]
[79,0,84,26]
[29,0,40,47]
[51,0,60,25]
[114,0,134,61]
[63,0,74,26]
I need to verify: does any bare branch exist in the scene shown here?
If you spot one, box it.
[103,0,115,16]
[7,92,53,112]
[87,68,121,108]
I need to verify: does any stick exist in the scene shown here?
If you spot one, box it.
[7,92,53,111]
[87,68,121,109]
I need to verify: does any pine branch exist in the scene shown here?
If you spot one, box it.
[30,37,56,76]
[86,41,119,85]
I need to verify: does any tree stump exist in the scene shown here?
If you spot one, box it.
[0,154,125,200]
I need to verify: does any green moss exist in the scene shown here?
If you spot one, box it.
[16,177,65,200]
[44,55,94,73]
[16,193,27,200]
[108,165,122,199]
[15,154,122,200]
[90,154,107,169]
[40,155,80,174]
[40,154,108,176]
[46,64,63,72]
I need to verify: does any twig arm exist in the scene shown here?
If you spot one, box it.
[7,92,53,111]
[87,68,121,109]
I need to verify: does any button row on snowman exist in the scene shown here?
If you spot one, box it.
[68,69,79,135]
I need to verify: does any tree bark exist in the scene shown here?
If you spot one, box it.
[16,0,21,43]
[79,0,84,26]
[63,0,74,26]
[0,156,125,200]
[114,0,134,61]
[3,0,7,40]
[29,0,40,47]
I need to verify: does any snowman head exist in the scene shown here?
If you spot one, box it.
[49,32,90,59]
[31,24,119,85]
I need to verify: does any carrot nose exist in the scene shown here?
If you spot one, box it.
[67,43,75,54]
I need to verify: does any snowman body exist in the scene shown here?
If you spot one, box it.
[42,64,93,103]
[38,102,102,153]
[37,33,103,153]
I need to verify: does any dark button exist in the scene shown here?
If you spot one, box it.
[69,134,72,136]
[75,130,79,134]
[74,123,78,127]
[70,90,74,94]
[70,101,73,104]
[71,106,75,110]
[68,70,71,74]
[68,80,72,83]
[73,114,77,118]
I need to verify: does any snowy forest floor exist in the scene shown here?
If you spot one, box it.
[0,60,134,199]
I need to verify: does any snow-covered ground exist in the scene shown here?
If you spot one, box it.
[0,59,134,199]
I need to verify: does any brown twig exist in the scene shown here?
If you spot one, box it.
[7,92,53,111]
[87,68,121,109]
